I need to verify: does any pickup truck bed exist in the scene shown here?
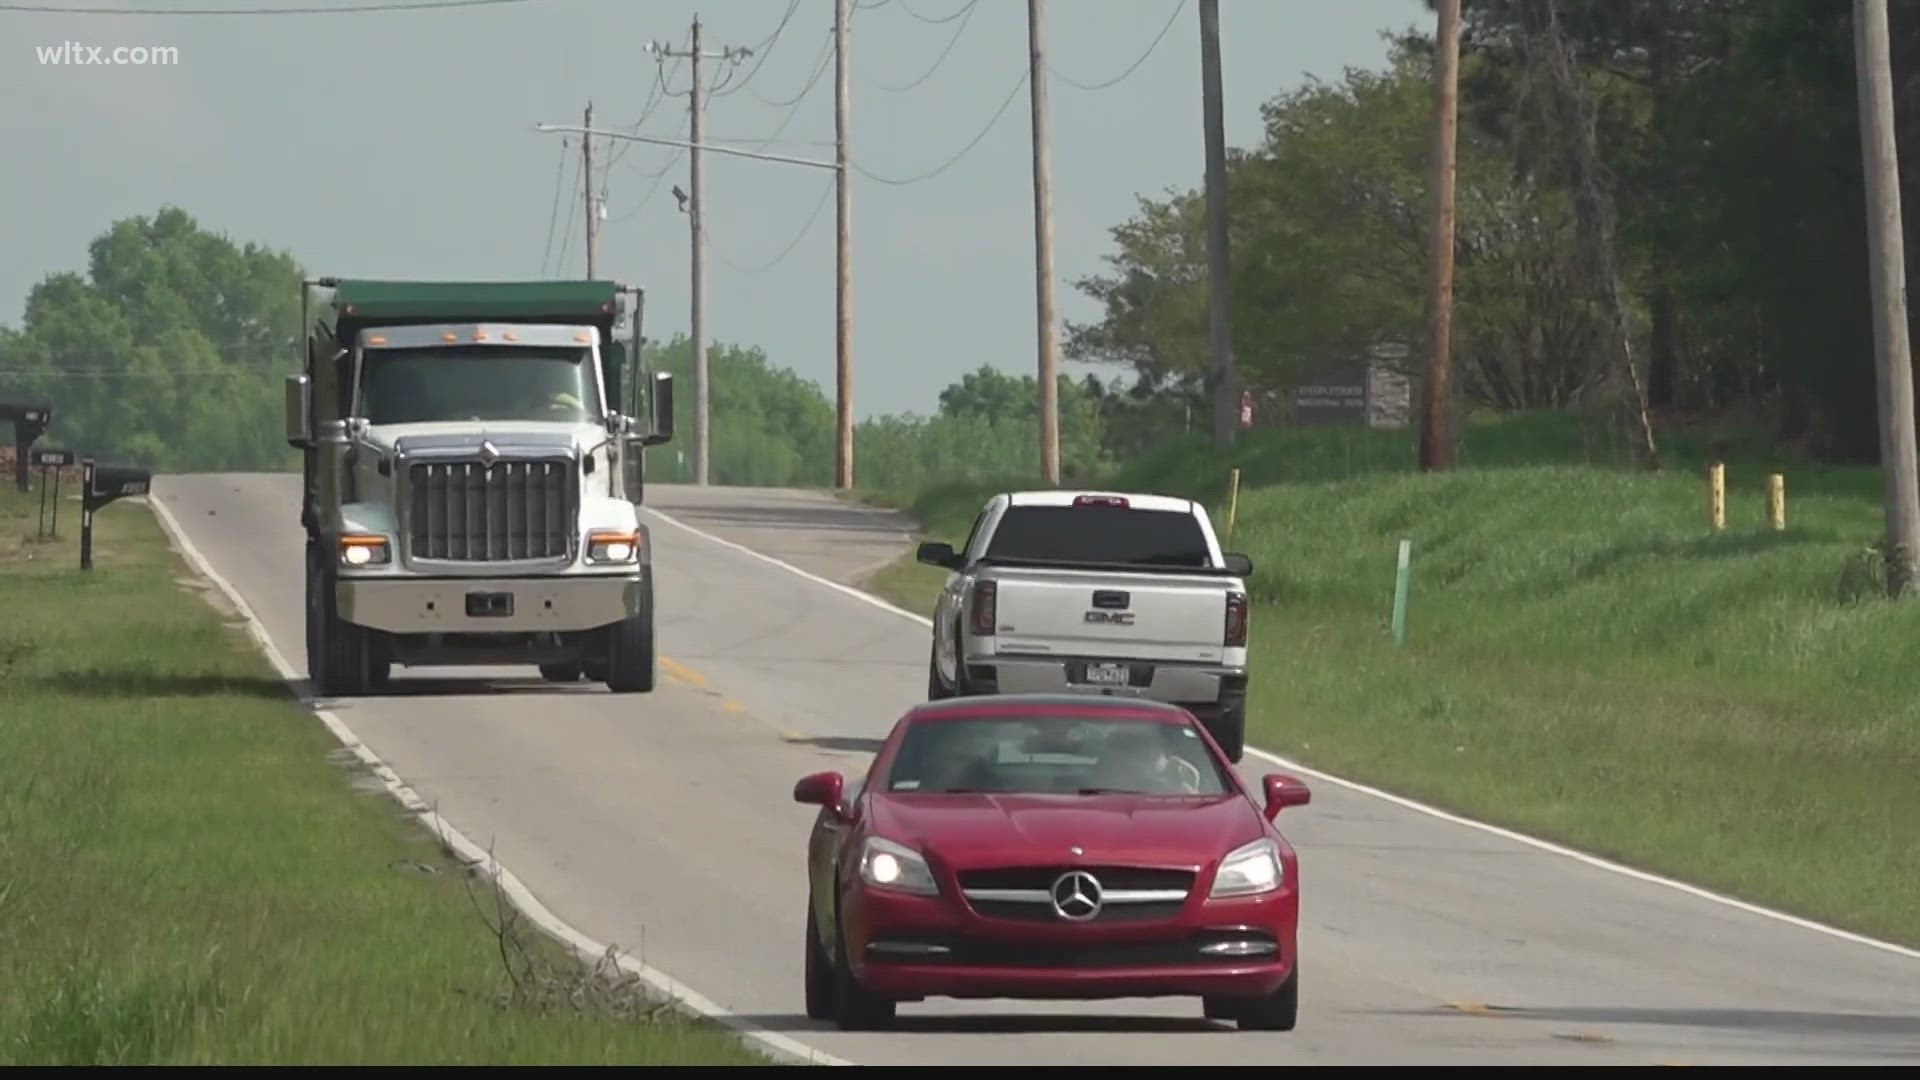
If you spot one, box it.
[917,491,1256,761]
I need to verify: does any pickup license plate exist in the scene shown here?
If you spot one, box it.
[1082,662,1131,687]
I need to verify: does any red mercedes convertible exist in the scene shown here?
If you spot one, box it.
[794,693,1310,1031]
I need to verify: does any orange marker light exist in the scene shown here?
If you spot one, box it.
[573,331,591,343]
[503,330,519,342]
[367,335,387,346]
[442,332,457,343]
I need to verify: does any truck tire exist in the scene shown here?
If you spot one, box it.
[926,642,950,700]
[1204,700,1247,764]
[602,574,656,694]
[310,562,373,697]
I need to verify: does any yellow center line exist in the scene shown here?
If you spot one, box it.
[659,655,808,741]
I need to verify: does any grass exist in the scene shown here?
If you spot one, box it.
[848,409,1920,949]
[0,483,775,1066]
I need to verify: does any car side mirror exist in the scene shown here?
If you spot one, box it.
[285,373,313,448]
[642,372,675,446]
[793,770,846,815]
[1261,773,1310,821]
[1222,551,1254,577]
[916,541,963,570]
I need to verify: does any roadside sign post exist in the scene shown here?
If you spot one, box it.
[33,448,76,539]
[79,458,153,571]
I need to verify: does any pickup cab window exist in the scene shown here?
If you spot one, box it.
[985,504,1213,568]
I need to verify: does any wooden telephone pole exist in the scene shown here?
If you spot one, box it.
[1198,0,1237,447]
[1853,0,1920,595]
[583,102,600,277]
[1028,0,1061,486]
[1418,0,1461,472]
[834,0,855,490]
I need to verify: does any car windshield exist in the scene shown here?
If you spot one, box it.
[882,713,1234,796]
[984,505,1213,568]
[356,344,602,425]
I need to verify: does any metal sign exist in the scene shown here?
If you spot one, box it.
[78,459,154,571]
[1288,367,1369,425]
[32,448,76,539]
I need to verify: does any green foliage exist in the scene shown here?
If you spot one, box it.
[0,207,301,473]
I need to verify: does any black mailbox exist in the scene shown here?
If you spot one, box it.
[2,400,53,493]
[78,459,154,570]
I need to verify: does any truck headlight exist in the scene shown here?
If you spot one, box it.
[1208,837,1283,899]
[338,534,390,567]
[586,529,640,564]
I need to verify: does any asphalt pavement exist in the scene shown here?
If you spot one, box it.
[151,474,1920,1066]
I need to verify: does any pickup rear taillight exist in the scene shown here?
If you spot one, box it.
[1224,590,1248,647]
[969,580,998,636]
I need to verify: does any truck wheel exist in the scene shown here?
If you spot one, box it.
[539,662,583,683]
[1205,700,1247,764]
[926,642,950,700]
[603,575,656,694]
[311,565,372,697]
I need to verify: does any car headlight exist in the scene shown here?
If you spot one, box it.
[857,837,939,896]
[338,534,390,567]
[1208,837,1284,899]
[586,529,640,564]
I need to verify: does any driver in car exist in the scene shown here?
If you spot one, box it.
[1086,726,1205,794]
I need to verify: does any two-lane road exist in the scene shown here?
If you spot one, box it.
[152,475,1920,1066]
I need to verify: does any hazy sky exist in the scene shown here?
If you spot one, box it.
[3,0,1423,419]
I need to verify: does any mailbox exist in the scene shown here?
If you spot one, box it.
[2,400,53,493]
[78,459,154,570]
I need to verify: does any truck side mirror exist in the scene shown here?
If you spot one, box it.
[641,372,675,446]
[285,373,313,448]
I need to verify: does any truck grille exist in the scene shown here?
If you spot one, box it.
[406,459,575,563]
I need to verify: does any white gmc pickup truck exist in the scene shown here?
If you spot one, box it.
[916,489,1256,761]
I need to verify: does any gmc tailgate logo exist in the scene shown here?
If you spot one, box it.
[1084,610,1135,625]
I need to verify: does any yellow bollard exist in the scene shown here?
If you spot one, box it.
[1226,466,1242,546]
[1767,473,1785,530]
[1708,462,1725,531]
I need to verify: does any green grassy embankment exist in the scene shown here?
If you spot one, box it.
[850,411,1920,948]
[0,483,772,1065]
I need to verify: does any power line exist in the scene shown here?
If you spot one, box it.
[854,68,1027,185]
[737,35,833,153]
[1050,0,1186,91]
[749,29,832,109]
[0,0,559,13]
[872,0,977,92]
[894,0,967,23]
[711,0,801,99]
[540,135,570,275]
[713,175,835,274]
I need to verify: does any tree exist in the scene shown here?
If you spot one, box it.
[0,207,301,472]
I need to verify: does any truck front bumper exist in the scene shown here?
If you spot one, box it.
[963,653,1247,713]
[336,573,643,635]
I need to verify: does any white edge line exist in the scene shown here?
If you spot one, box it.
[146,493,854,1068]
[642,501,1920,966]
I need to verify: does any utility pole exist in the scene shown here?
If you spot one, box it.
[1198,0,1235,447]
[1418,0,1461,472]
[582,101,600,278]
[1854,0,1920,595]
[1027,0,1061,486]
[651,18,747,487]
[834,0,855,490]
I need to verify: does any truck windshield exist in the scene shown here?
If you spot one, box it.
[356,345,602,425]
[984,505,1214,568]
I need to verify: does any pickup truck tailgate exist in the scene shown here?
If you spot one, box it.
[988,567,1231,664]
